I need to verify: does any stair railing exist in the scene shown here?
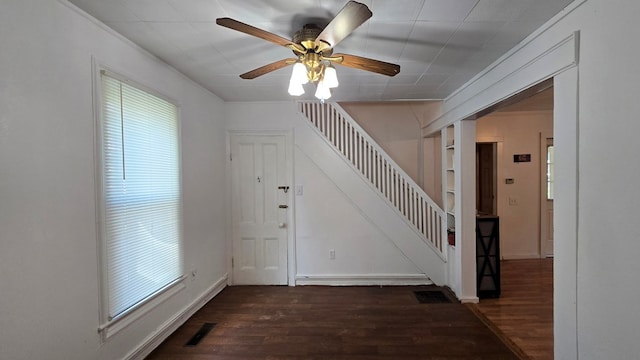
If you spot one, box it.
[298,101,447,259]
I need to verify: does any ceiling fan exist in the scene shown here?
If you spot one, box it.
[216,1,400,99]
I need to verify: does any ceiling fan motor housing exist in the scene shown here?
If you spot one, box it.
[293,24,333,56]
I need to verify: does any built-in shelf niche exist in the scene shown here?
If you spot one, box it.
[444,124,456,231]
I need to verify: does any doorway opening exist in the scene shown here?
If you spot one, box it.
[475,80,554,259]
[471,79,555,358]
[476,142,497,216]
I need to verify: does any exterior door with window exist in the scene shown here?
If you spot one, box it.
[540,136,554,257]
[230,134,288,285]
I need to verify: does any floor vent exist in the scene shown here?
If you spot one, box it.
[185,322,216,346]
[414,290,452,304]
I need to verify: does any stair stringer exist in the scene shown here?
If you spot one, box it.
[295,117,447,285]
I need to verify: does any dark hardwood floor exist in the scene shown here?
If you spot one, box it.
[469,259,554,360]
[147,285,519,359]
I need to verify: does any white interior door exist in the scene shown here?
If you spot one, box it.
[540,136,554,257]
[231,134,288,284]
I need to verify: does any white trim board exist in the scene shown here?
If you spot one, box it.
[295,274,432,286]
[501,254,546,260]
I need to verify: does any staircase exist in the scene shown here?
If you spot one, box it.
[297,101,447,283]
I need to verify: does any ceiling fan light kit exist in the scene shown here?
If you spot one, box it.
[216,1,400,101]
[291,62,309,85]
[314,79,332,100]
[323,65,339,88]
[288,78,306,97]
[289,61,339,100]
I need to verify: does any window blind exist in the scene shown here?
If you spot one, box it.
[100,73,183,320]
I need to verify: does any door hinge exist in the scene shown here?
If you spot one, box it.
[230,153,232,161]
[231,257,234,268]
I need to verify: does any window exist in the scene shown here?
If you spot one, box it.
[546,143,554,200]
[98,71,183,324]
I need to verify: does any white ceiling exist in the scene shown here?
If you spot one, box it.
[497,86,554,112]
[68,0,573,102]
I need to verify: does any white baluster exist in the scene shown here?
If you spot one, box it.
[297,102,447,258]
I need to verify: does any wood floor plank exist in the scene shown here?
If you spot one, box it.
[470,259,553,360]
[148,286,518,359]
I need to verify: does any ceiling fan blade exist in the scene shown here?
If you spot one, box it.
[315,1,372,52]
[217,17,294,48]
[239,58,298,79]
[332,53,400,77]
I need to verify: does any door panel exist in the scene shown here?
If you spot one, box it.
[262,143,279,225]
[241,237,257,270]
[264,237,280,269]
[238,143,256,223]
[231,134,288,284]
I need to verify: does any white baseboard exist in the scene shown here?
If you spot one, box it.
[126,274,228,360]
[295,274,433,286]
[460,296,479,304]
[501,254,543,260]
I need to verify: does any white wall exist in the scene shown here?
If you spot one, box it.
[338,101,445,206]
[0,1,228,359]
[339,102,423,184]
[476,111,553,259]
[224,102,428,284]
[10,0,640,358]
[423,0,640,358]
[423,134,443,207]
[294,148,425,279]
[560,1,640,357]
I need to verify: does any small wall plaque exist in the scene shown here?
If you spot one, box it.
[513,154,531,163]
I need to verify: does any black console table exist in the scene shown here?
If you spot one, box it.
[476,216,500,298]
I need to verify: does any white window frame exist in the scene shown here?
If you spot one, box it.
[93,61,185,340]
[546,142,554,200]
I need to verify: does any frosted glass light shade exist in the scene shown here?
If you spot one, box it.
[314,80,332,100]
[324,66,339,88]
[288,80,305,96]
[290,62,309,85]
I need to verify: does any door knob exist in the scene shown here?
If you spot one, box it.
[278,223,286,228]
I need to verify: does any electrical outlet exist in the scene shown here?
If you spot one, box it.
[329,249,336,260]
[509,196,518,206]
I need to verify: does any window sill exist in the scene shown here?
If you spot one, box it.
[98,276,186,341]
